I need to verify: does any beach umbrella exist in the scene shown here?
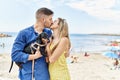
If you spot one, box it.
[110,43,118,46]
[103,51,119,59]
[108,46,120,51]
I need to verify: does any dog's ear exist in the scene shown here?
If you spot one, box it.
[40,32,48,39]
[44,33,48,39]
[36,34,42,44]
[36,34,42,41]
[43,32,49,40]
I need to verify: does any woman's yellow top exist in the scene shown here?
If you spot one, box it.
[49,44,70,80]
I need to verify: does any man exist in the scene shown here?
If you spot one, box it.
[11,7,53,80]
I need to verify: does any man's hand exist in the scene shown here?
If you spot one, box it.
[34,49,42,59]
[28,47,42,60]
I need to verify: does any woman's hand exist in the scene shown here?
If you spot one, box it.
[46,43,51,56]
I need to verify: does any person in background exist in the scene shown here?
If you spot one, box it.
[113,59,119,70]
[84,52,89,57]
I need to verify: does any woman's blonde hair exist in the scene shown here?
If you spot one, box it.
[57,18,71,49]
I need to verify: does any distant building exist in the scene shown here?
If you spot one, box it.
[0,33,12,37]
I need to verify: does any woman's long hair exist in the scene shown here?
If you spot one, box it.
[57,18,71,49]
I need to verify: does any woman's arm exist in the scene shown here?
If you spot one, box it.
[65,47,72,58]
[46,43,52,56]
[48,37,68,63]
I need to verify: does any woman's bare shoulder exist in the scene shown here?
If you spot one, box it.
[60,37,68,43]
[61,37,68,41]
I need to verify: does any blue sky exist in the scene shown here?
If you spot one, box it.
[0,0,120,34]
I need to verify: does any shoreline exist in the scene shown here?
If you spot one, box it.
[90,33,120,36]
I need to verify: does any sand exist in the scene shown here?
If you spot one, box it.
[0,53,120,80]
[0,54,19,80]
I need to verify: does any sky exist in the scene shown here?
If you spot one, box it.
[0,0,120,34]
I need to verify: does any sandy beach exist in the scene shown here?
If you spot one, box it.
[0,53,120,80]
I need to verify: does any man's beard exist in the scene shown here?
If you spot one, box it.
[44,22,52,28]
[44,21,48,28]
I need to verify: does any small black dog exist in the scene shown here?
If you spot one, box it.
[9,32,49,72]
[23,32,49,56]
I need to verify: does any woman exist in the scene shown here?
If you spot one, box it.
[46,18,71,80]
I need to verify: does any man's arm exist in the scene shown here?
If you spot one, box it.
[11,30,43,62]
[28,50,42,60]
[11,31,29,63]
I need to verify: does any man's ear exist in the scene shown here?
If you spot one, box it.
[43,15,47,23]
[43,18,46,23]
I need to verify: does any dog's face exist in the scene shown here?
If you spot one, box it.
[42,38,48,44]
[36,32,49,44]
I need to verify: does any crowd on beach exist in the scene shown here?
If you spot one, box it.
[67,52,90,64]
[104,40,120,70]
[68,40,120,70]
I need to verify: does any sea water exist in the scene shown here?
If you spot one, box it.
[0,32,120,54]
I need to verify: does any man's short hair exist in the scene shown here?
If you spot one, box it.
[36,7,54,19]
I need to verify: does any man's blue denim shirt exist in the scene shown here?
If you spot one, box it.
[11,26,52,80]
